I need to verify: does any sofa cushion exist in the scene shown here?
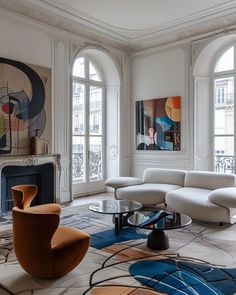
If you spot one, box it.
[105,177,143,189]
[143,168,186,186]
[209,187,236,208]
[166,187,230,223]
[185,171,236,190]
[116,183,181,205]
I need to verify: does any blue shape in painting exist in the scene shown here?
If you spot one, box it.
[129,259,236,295]
[155,115,175,150]
[155,115,174,130]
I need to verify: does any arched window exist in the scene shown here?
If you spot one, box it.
[213,45,235,173]
[72,55,105,196]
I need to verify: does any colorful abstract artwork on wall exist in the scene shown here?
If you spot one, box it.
[0,57,51,155]
[136,96,181,151]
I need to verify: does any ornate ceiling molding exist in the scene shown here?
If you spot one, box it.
[32,0,236,39]
[0,0,236,51]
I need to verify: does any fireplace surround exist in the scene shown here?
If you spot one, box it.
[0,154,61,214]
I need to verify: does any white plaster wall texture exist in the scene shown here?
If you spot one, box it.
[131,48,190,175]
[132,49,186,100]
[0,19,51,67]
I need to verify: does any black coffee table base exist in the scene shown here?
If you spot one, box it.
[128,210,192,250]
[89,200,142,236]
[114,212,133,235]
[147,230,169,250]
[114,213,123,235]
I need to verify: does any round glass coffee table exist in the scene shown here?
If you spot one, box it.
[128,210,192,250]
[89,199,142,235]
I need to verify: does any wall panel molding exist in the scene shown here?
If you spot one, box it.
[52,37,71,202]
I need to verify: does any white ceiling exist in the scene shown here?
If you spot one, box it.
[1,0,236,50]
[43,0,234,30]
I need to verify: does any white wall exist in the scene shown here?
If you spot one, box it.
[0,19,51,67]
[131,47,192,177]
[132,49,185,100]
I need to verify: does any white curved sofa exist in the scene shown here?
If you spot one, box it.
[105,168,236,224]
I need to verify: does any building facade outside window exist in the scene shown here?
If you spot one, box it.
[213,45,235,173]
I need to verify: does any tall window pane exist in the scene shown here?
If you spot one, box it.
[214,46,235,174]
[72,136,85,182]
[214,77,234,135]
[72,83,85,182]
[89,62,101,81]
[89,136,102,181]
[214,46,234,73]
[73,57,85,78]
[73,83,85,135]
[90,86,102,135]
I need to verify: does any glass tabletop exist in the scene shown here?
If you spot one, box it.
[128,210,192,230]
[89,199,142,214]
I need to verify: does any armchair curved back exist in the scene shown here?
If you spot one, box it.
[11,185,38,209]
[12,207,60,277]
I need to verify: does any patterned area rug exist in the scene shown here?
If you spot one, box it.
[0,204,236,294]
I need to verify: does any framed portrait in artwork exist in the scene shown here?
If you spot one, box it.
[136,96,181,151]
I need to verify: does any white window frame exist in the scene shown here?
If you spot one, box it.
[72,54,106,195]
[212,43,236,173]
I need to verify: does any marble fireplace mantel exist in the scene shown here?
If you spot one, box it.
[0,154,61,213]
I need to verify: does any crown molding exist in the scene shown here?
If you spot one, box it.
[29,0,236,41]
[0,0,236,52]
[19,0,131,43]
[131,25,236,58]
[0,1,129,52]
[131,13,236,51]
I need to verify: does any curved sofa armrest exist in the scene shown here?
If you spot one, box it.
[105,177,144,189]
[209,187,236,208]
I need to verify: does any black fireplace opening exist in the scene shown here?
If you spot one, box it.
[1,163,54,214]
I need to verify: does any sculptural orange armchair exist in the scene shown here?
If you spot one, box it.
[11,185,90,278]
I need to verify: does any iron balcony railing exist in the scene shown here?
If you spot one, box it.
[215,155,235,174]
[72,151,102,181]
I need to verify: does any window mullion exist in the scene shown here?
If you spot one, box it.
[85,83,89,184]
[214,134,234,137]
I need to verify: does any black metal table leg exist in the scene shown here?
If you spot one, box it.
[118,213,123,229]
[114,214,119,235]
[147,230,169,250]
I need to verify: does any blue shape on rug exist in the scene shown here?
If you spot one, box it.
[91,227,146,249]
[129,258,236,295]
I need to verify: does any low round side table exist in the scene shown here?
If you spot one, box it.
[89,199,142,235]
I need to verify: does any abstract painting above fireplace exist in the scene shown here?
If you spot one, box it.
[0,57,51,155]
